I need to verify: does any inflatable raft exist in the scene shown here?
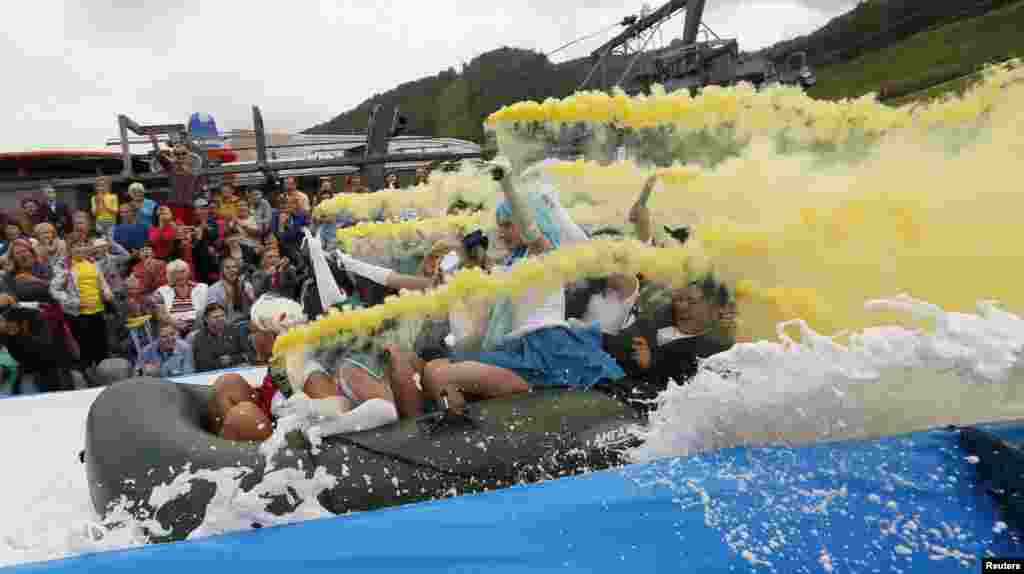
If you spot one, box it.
[84,379,642,542]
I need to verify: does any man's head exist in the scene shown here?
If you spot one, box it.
[42,185,57,203]
[247,188,263,205]
[69,240,92,262]
[261,247,280,270]
[72,210,91,236]
[221,183,236,201]
[139,243,154,262]
[350,174,363,190]
[3,223,21,242]
[10,239,36,273]
[21,198,39,218]
[671,275,731,335]
[194,198,210,221]
[92,238,111,259]
[415,166,429,184]
[319,177,334,195]
[385,173,399,188]
[33,222,55,245]
[286,177,297,193]
[236,201,250,220]
[0,304,31,337]
[171,144,192,175]
[125,275,143,299]
[205,303,227,336]
[94,176,113,196]
[158,322,178,353]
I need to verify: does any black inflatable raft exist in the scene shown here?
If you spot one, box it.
[84,379,642,542]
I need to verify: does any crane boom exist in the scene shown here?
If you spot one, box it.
[590,0,706,58]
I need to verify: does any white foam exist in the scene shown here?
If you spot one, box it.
[3,298,1024,567]
[630,295,1024,462]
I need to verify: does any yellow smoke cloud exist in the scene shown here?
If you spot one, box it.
[279,61,1024,355]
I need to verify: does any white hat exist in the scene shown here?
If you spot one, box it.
[250,295,307,335]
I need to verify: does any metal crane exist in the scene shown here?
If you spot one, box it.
[584,0,815,94]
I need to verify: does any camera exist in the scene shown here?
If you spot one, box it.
[462,229,489,253]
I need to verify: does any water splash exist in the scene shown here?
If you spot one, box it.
[631,296,1024,463]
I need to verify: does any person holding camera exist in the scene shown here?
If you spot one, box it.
[252,246,300,300]
[147,206,193,265]
[137,320,194,378]
[151,135,203,226]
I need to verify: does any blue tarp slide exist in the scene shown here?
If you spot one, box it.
[11,423,1024,572]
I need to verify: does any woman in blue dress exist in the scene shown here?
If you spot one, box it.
[410,161,624,416]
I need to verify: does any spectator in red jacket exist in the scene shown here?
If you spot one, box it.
[147,205,192,262]
[131,243,168,297]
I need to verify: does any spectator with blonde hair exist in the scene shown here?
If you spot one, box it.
[33,222,66,268]
[127,181,157,227]
[90,176,119,237]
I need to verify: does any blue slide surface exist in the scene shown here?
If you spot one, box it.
[12,423,1024,572]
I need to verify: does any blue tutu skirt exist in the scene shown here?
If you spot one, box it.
[449,324,624,390]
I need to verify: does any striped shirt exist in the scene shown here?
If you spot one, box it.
[170,292,196,334]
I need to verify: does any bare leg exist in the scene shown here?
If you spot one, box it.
[383,344,425,418]
[221,402,273,441]
[209,373,257,435]
[303,372,355,415]
[342,363,395,404]
[421,359,530,415]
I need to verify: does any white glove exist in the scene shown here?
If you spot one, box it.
[302,358,330,382]
[338,253,393,286]
[271,392,315,420]
[310,399,398,437]
[272,392,352,420]
[486,156,513,173]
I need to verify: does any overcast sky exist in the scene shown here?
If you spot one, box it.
[2,0,855,151]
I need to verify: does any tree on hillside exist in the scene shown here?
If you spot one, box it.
[305,0,1016,137]
[438,48,577,142]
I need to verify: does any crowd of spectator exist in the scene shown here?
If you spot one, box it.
[0,161,422,396]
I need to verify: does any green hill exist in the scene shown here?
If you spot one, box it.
[808,0,1024,101]
[304,47,633,142]
[305,0,1024,141]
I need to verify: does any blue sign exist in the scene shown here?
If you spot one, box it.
[188,112,219,139]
